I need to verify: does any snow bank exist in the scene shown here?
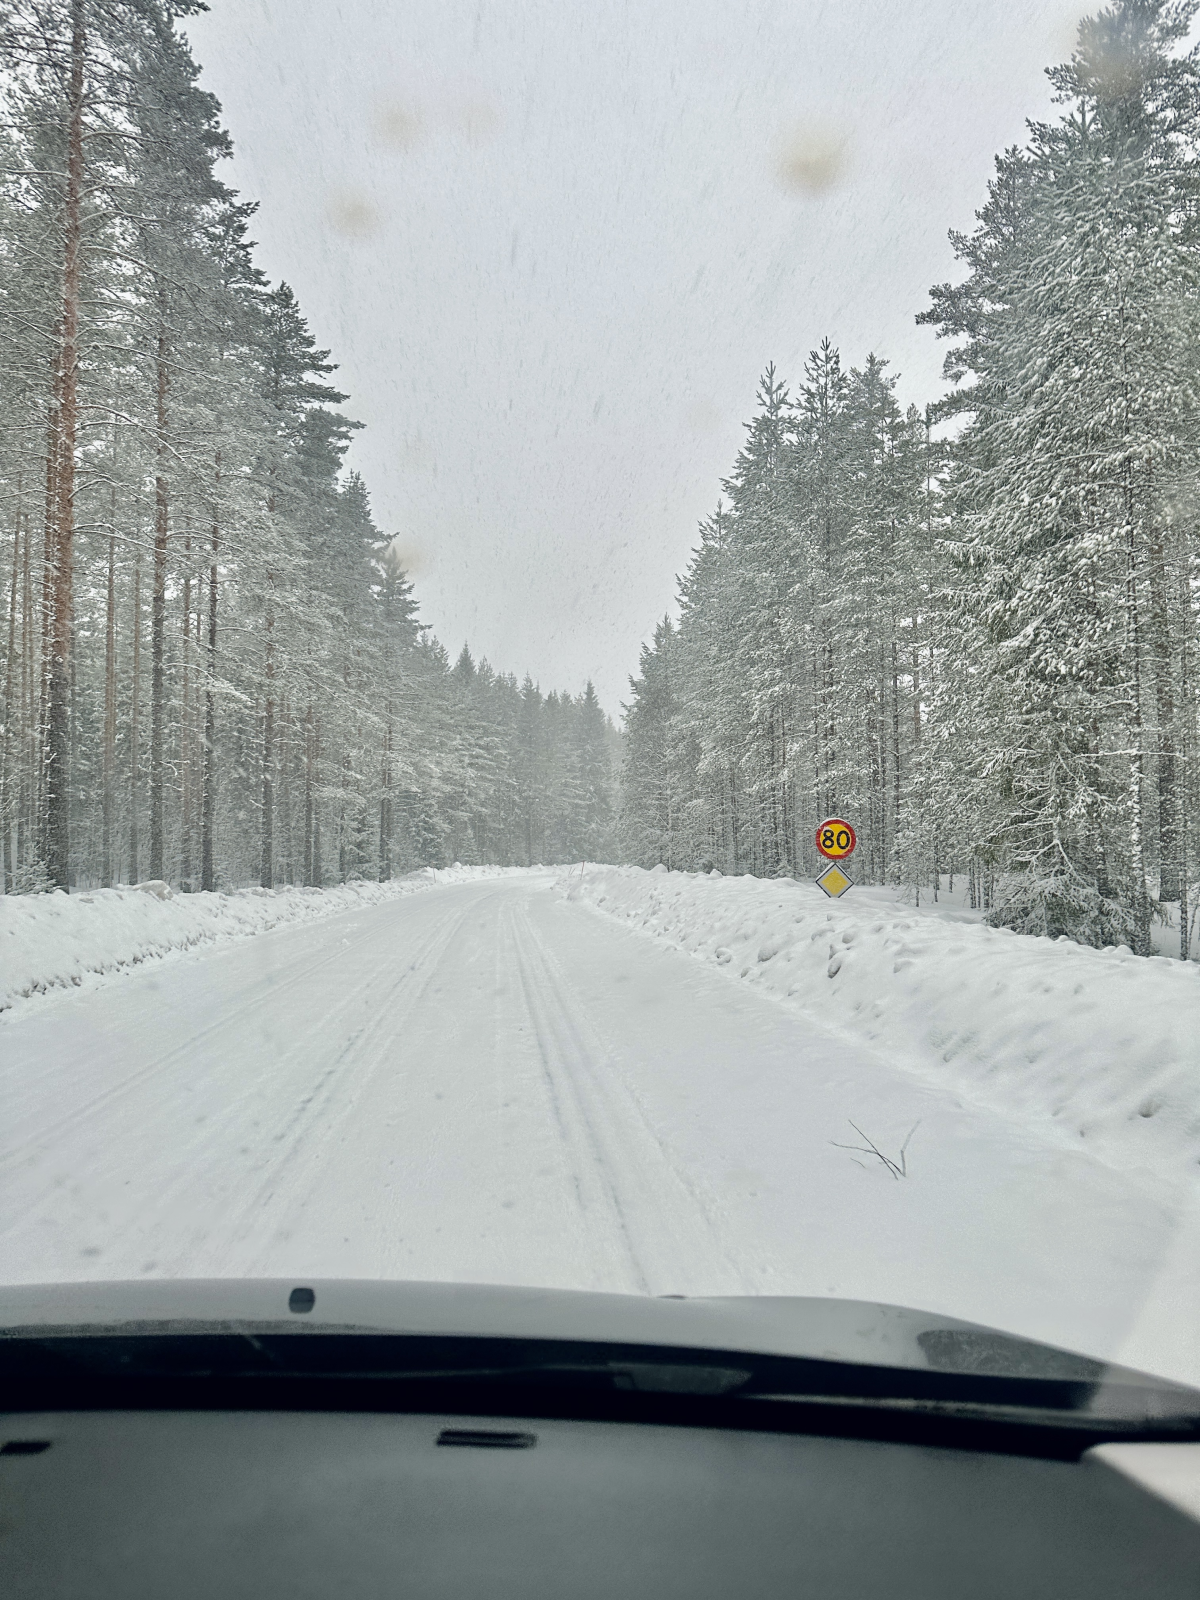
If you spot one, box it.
[564,866,1200,1180]
[0,865,519,1016]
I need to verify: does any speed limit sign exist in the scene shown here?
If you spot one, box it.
[816,817,856,859]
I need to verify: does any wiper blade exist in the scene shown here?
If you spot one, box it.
[744,1390,1200,1434]
[5,1331,1198,1438]
[240,1361,754,1397]
[1,1335,753,1395]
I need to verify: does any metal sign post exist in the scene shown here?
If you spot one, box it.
[815,817,856,897]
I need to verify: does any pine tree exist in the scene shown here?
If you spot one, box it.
[0,4,613,897]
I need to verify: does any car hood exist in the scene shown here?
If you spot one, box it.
[0,1278,1180,1390]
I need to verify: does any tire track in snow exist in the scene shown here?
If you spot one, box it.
[0,890,499,1259]
[508,904,645,1291]
[0,911,389,1175]
[182,889,514,1271]
[507,897,751,1297]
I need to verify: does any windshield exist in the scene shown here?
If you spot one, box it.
[1,0,1198,1401]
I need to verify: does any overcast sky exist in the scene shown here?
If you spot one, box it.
[184,0,1079,712]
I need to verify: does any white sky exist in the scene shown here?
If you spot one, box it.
[184,0,1079,712]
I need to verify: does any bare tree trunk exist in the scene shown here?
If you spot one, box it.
[890,639,901,875]
[379,711,392,881]
[1147,512,1180,901]
[39,335,61,868]
[303,703,315,886]
[1117,302,1151,951]
[101,530,116,886]
[911,633,922,755]
[45,1,86,888]
[180,526,192,890]
[1125,492,1150,952]
[308,711,322,888]
[1174,518,1195,958]
[1181,748,1192,959]
[1,502,20,893]
[260,581,274,888]
[149,309,170,881]
[129,550,141,882]
[201,459,219,892]
[20,496,34,876]
[809,645,821,825]
[279,694,293,883]
[338,746,350,882]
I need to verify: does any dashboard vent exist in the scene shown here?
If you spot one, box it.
[437,1429,537,1449]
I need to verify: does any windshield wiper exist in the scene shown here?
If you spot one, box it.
[5,1331,1199,1449]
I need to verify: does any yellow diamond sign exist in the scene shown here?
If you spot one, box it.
[816,862,854,899]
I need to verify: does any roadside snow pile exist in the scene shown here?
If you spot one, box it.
[0,865,517,1015]
[565,866,1200,1179]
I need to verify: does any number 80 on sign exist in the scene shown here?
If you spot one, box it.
[816,818,856,859]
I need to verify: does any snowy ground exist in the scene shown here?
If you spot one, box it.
[2,867,1199,1389]
[0,864,520,1014]
[564,866,1200,1181]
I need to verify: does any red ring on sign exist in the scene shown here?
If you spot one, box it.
[816,817,856,859]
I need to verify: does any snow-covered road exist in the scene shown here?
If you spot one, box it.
[3,873,1198,1384]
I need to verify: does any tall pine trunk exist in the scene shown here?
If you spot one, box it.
[303,707,321,887]
[45,1,86,888]
[129,550,141,882]
[180,527,192,890]
[890,639,901,876]
[1174,517,1195,958]
[39,330,60,826]
[19,499,33,879]
[260,580,275,887]
[149,309,170,881]
[201,459,219,892]
[378,711,392,881]
[1148,513,1179,902]
[303,704,314,885]
[101,530,116,886]
[1125,508,1150,950]
[1,503,20,892]
[278,694,292,882]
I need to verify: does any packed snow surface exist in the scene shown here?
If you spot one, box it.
[0,865,518,1015]
[2,869,1198,1389]
[565,866,1200,1182]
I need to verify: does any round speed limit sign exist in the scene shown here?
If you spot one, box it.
[816,817,856,859]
